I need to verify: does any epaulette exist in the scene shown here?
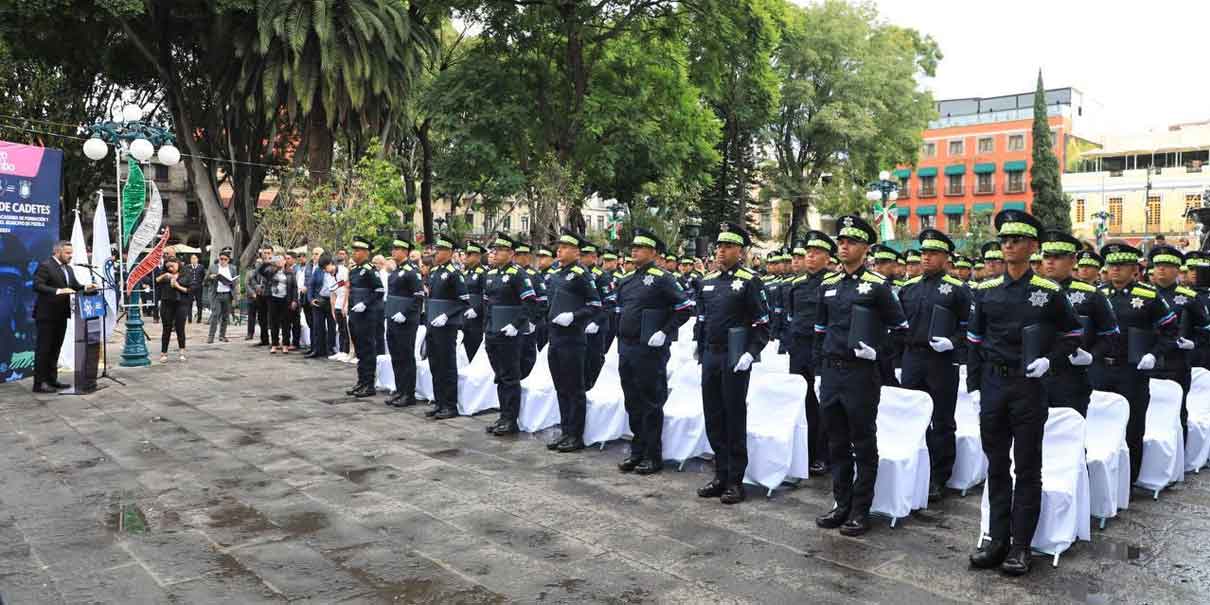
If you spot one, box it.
[647,267,665,276]
[402,263,414,272]
[941,275,965,287]
[822,273,844,286]
[977,276,1005,289]
[487,268,499,275]
[735,268,755,280]
[761,274,776,282]
[473,265,486,273]
[790,274,808,284]
[570,265,585,275]
[1131,286,1156,299]
[860,271,886,285]
[1067,280,1096,293]
[1030,275,1061,292]
[1176,286,1197,297]
[591,266,603,275]
[705,271,721,280]
[505,266,518,275]
[902,275,923,287]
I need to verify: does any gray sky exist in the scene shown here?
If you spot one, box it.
[828,0,1210,134]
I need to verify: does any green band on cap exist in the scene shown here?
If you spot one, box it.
[1105,252,1138,264]
[602,253,618,261]
[1041,241,1077,255]
[493,238,513,248]
[974,262,985,269]
[632,235,657,248]
[466,245,483,253]
[1077,257,1101,267]
[434,238,453,249]
[983,250,1004,260]
[581,246,598,253]
[921,239,950,253]
[352,240,371,250]
[998,222,1039,238]
[537,248,553,256]
[955,259,972,268]
[805,239,831,251]
[717,232,744,245]
[1188,258,1210,268]
[874,251,897,261]
[559,235,579,246]
[792,247,807,256]
[838,227,869,242]
[1153,254,1182,266]
[515,245,531,253]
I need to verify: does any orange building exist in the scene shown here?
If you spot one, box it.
[894,87,1102,235]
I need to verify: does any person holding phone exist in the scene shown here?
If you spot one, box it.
[156,257,192,362]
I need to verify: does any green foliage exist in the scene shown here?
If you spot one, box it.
[1029,71,1070,232]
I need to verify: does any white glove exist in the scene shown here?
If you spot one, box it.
[525,322,535,334]
[853,341,877,361]
[1025,357,1050,378]
[1137,353,1156,371]
[1068,348,1093,367]
[552,312,574,327]
[430,313,448,328]
[351,302,366,313]
[1177,337,1195,351]
[928,337,954,353]
[647,330,667,347]
[732,352,754,373]
[585,322,600,335]
[501,324,518,337]
[391,312,406,324]
[464,308,478,320]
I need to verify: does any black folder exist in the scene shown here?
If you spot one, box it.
[468,293,484,313]
[384,295,413,317]
[1022,323,1053,371]
[847,305,883,351]
[1179,309,1195,341]
[928,304,957,342]
[1128,327,1156,366]
[490,305,523,333]
[351,287,376,307]
[426,299,465,327]
[549,289,585,319]
[640,309,679,343]
[1078,315,1095,349]
[728,327,760,368]
[214,273,235,286]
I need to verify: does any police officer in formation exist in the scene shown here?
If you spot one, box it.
[384,239,425,408]
[1189,251,1210,368]
[345,236,384,398]
[896,228,970,501]
[1076,250,1103,286]
[615,228,694,475]
[544,229,603,453]
[812,215,908,536]
[513,242,546,378]
[482,233,541,436]
[967,210,1082,576]
[695,222,770,504]
[1146,245,1208,436]
[784,231,835,476]
[582,242,614,390]
[462,241,487,362]
[424,234,470,420]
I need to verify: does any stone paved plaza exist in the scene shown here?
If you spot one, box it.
[1,323,1208,604]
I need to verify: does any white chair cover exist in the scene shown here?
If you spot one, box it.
[1185,368,1210,472]
[518,347,561,432]
[978,407,1091,563]
[457,340,502,417]
[1137,379,1186,494]
[661,358,713,463]
[872,387,932,521]
[743,373,810,492]
[1085,391,1131,522]
[298,308,310,347]
[584,343,630,446]
[949,387,987,493]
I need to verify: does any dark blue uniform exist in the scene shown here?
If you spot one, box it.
[585,266,614,389]
[347,261,384,391]
[545,262,602,447]
[520,266,547,379]
[385,260,424,406]
[1197,285,1210,369]
[483,263,539,433]
[426,261,469,417]
[1153,282,1208,437]
[462,263,487,361]
[897,270,971,490]
[1042,278,1117,417]
[785,268,830,470]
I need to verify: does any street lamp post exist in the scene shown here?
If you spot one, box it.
[865,170,901,243]
[606,203,625,241]
[681,216,702,259]
[82,103,180,368]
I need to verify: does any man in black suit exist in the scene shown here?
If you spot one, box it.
[32,240,93,392]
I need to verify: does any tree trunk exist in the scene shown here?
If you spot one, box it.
[418,120,434,244]
[305,106,335,180]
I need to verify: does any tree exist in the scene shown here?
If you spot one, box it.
[1029,70,1069,231]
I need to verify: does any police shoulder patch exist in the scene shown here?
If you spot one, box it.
[1131,286,1156,299]
[734,268,754,280]
[570,265,584,275]
[822,273,844,286]
[977,276,1005,290]
[902,275,923,287]
[487,268,498,275]
[860,272,885,285]
[591,266,603,275]
[1068,280,1096,293]
[941,275,964,287]
[505,266,518,275]
[1029,275,1061,292]
[705,271,721,280]
[1176,286,1197,297]
[647,267,665,276]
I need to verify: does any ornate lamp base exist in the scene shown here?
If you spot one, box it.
[120,290,151,367]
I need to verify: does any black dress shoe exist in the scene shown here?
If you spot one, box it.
[1000,546,1032,576]
[969,540,1010,569]
[485,419,504,434]
[815,507,850,529]
[697,479,725,498]
[720,486,746,505]
[346,385,363,396]
[353,386,376,398]
[433,407,457,420]
[839,514,869,537]
[928,482,943,502]
[32,383,52,393]
[547,435,568,451]
[634,460,662,475]
[425,407,440,418]
[492,422,519,436]
[808,462,828,476]
[557,439,585,453]
[47,380,69,389]
[385,394,405,407]
[618,456,642,473]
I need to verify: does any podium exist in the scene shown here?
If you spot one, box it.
[62,293,104,394]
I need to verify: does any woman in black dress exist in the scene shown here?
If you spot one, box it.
[156,258,192,362]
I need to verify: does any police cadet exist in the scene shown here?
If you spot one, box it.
[678,257,701,295]
[1188,251,1210,369]
[544,229,603,453]
[982,241,1005,278]
[581,241,613,390]
[461,241,487,361]
[966,210,1082,576]
[1029,251,1043,273]
[600,249,621,352]
[1091,242,1177,483]
[483,233,541,436]
[1038,231,1118,418]
[384,238,425,408]
[1076,250,1103,287]
[424,234,470,420]
[616,228,694,475]
[903,249,922,279]
[897,229,971,501]
[813,215,908,536]
[513,241,546,378]
[785,231,835,476]
[953,255,973,283]
[696,222,770,504]
[345,236,384,398]
[762,251,787,343]
[1147,244,1207,437]
[869,245,904,386]
[664,252,680,273]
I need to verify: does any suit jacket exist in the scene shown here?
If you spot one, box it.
[33,257,83,321]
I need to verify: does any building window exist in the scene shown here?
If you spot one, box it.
[1006,171,1026,193]
[1007,134,1025,151]
[945,212,963,231]
[948,140,964,156]
[969,210,991,230]
[761,211,773,235]
[897,177,910,198]
[1146,195,1161,229]
[1108,197,1123,233]
[1075,198,1085,223]
[919,214,935,229]
[919,175,936,197]
[976,173,993,194]
[922,142,936,158]
[502,215,511,231]
[977,137,994,154]
[154,164,170,180]
[946,174,963,196]
[521,215,529,232]
[597,215,605,231]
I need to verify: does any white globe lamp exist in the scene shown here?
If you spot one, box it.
[878,170,891,181]
[129,138,155,162]
[888,190,899,202]
[83,137,109,161]
[122,104,143,123]
[157,144,181,166]
[865,190,881,202]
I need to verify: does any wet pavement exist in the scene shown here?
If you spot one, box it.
[0,322,1207,603]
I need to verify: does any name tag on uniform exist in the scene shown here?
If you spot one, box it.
[825,289,837,297]
[702,285,715,292]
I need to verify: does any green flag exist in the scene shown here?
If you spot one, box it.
[121,161,146,246]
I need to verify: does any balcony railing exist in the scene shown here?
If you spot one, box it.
[919,185,936,197]
[945,184,964,196]
[975,184,994,195]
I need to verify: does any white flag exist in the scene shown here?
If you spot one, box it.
[92,191,118,337]
[59,212,91,370]
[126,180,163,262]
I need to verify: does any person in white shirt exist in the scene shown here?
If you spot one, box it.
[330,260,352,360]
[206,249,238,343]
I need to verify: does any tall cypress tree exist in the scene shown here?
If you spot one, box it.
[1029,70,1070,231]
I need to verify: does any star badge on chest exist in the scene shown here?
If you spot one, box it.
[856,281,872,295]
[731,279,744,292]
[565,273,575,281]
[1175,295,1189,306]
[1067,291,1086,305]
[1028,290,1049,307]
[1130,297,1144,309]
[643,275,655,286]
[938,283,953,295]
[503,275,510,283]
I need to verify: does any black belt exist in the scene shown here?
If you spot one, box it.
[824,357,869,370]
[705,344,728,353]
[988,363,1023,378]
[1099,357,1124,367]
